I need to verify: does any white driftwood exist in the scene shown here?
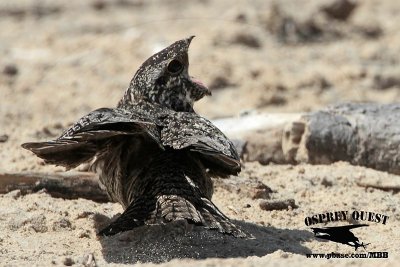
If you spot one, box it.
[213,112,302,164]
[213,112,302,138]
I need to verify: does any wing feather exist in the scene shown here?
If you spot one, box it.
[159,111,241,175]
[22,107,161,168]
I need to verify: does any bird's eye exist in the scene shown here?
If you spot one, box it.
[167,59,183,75]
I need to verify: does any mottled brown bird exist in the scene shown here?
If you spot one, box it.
[22,36,245,237]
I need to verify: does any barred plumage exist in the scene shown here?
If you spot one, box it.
[22,36,245,237]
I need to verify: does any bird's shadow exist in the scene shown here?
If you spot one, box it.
[93,214,313,264]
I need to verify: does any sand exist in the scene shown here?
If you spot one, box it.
[1,0,399,266]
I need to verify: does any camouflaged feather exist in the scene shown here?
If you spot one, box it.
[22,36,245,237]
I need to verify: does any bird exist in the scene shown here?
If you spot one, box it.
[22,36,246,237]
[311,224,370,250]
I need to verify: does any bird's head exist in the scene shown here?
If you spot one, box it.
[118,36,211,112]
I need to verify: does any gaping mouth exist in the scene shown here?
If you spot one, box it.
[191,77,211,96]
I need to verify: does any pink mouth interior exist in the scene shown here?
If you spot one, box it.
[191,77,208,89]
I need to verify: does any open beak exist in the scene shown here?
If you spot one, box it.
[191,77,212,96]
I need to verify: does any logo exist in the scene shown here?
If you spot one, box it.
[304,210,390,258]
[311,224,369,250]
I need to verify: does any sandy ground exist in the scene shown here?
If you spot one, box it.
[1,0,400,266]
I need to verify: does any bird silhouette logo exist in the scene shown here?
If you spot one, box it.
[311,224,370,250]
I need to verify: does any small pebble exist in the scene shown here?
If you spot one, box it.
[76,211,94,219]
[321,177,333,187]
[0,134,9,142]
[232,32,262,48]
[208,76,232,90]
[249,182,273,199]
[52,218,72,231]
[322,0,357,21]
[3,64,18,76]
[0,134,8,143]
[281,252,289,258]
[63,257,74,266]
[91,0,107,10]
[32,219,48,233]
[77,230,91,238]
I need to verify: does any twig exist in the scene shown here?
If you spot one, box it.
[259,199,297,211]
[356,181,400,194]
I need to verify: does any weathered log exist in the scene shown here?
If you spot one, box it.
[216,103,400,175]
[0,171,110,202]
[283,103,400,174]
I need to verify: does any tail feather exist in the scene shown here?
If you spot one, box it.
[98,194,247,238]
[158,195,203,224]
[199,199,247,238]
[98,151,247,238]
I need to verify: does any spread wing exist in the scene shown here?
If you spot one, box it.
[159,111,241,176]
[23,101,241,176]
[22,107,161,168]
